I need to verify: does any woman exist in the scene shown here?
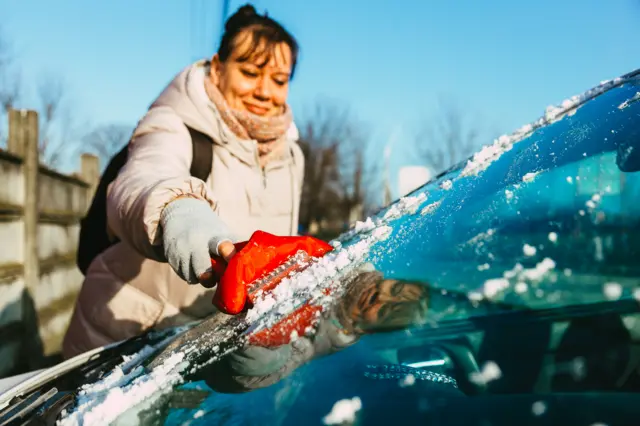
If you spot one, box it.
[63,4,304,359]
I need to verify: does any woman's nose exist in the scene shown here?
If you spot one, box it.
[253,76,272,100]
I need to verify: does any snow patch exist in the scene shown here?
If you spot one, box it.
[520,258,556,281]
[338,193,426,244]
[468,291,483,302]
[384,193,428,220]
[440,180,453,190]
[477,258,557,300]
[399,374,416,387]
[483,278,510,299]
[323,397,362,425]
[515,282,528,294]
[603,282,622,300]
[618,92,640,110]
[523,244,537,257]
[523,172,539,183]
[59,348,187,426]
[420,201,441,216]
[469,361,502,385]
[460,76,625,178]
[354,217,375,233]
[532,401,547,416]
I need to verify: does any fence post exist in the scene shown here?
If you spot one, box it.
[80,153,100,209]
[9,109,41,294]
[24,110,40,295]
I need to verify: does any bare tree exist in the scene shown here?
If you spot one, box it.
[297,100,379,237]
[416,97,481,174]
[36,73,83,168]
[338,121,381,222]
[0,26,21,145]
[83,123,133,169]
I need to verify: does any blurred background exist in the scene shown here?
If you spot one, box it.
[0,0,639,377]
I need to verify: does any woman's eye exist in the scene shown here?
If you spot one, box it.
[368,291,379,306]
[241,69,258,78]
[274,79,287,86]
[391,282,404,296]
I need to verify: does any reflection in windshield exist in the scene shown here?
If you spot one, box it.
[135,268,463,424]
[187,266,432,393]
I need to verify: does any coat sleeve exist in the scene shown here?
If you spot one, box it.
[106,106,217,261]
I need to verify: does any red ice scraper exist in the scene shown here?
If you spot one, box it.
[211,230,334,347]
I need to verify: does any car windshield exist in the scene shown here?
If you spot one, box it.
[21,71,640,425]
[365,72,640,317]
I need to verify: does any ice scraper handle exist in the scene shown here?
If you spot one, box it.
[160,197,237,285]
[211,231,334,315]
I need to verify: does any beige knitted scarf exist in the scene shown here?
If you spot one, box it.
[204,76,292,167]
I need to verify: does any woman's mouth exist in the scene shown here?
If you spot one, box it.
[244,102,269,116]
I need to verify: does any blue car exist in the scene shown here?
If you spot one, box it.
[2,68,640,426]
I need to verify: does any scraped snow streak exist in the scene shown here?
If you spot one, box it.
[246,220,394,323]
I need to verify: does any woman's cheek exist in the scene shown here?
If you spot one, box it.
[274,90,289,106]
[232,78,258,97]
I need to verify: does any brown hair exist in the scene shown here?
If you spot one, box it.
[217,4,300,78]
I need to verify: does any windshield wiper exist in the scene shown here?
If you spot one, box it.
[0,387,58,425]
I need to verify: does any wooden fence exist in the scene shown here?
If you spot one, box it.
[0,109,99,378]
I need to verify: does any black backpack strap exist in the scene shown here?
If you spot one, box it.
[187,125,214,181]
[76,144,129,274]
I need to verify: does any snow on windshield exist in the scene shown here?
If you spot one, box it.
[59,330,189,426]
[58,73,636,424]
[460,77,624,178]
[337,191,430,245]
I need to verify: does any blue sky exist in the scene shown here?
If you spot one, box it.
[3,0,640,195]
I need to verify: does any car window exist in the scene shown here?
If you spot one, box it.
[356,76,640,318]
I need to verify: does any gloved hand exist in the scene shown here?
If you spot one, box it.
[160,197,237,286]
[203,311,360,393]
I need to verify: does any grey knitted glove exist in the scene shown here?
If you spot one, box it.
[204,312,360,393]
[159,197,236,284]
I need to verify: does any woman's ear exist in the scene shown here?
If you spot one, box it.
[209,53,222,86]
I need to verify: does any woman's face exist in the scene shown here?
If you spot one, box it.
[349,279,426,331]
[211,30,292,117]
